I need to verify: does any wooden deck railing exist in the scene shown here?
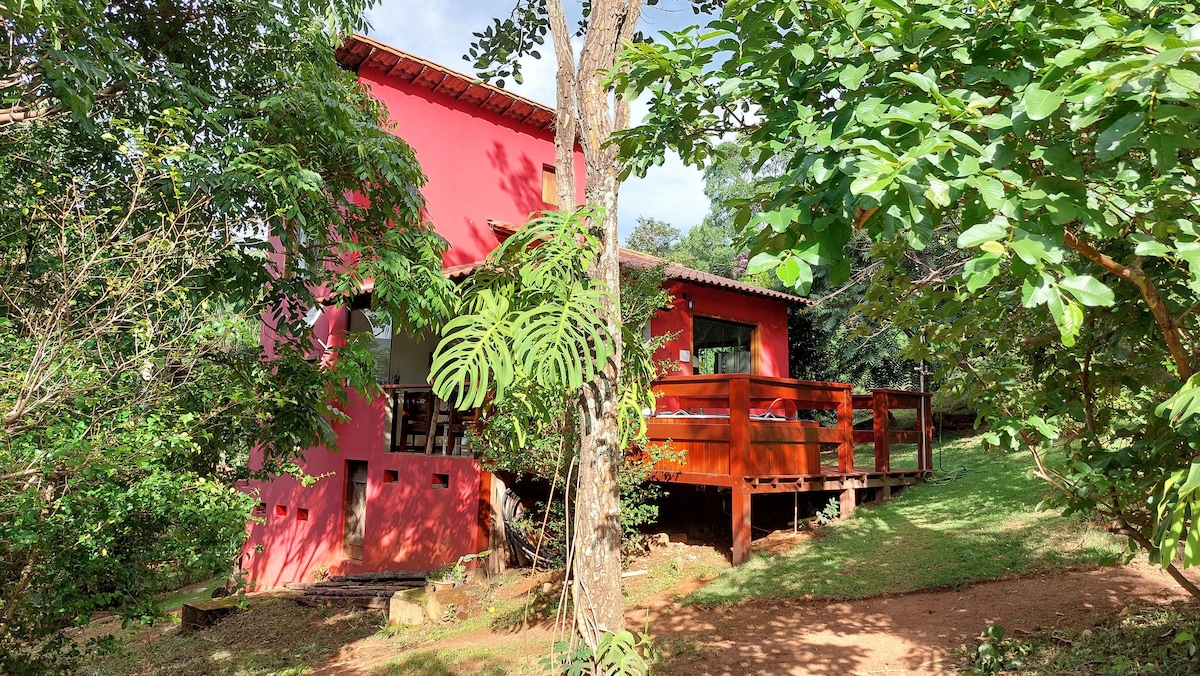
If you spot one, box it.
[852,389,934,472]
[647,374,932,480]
[380,384,476,457]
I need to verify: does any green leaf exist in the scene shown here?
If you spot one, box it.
[1009,235,1047,265]
[971,175,1005,210]
[926,178,951,207]
[746,252,781,274]
[963,253,1001,292]
[792,43,815,65]
[1168,67,1200,92]
[1130,234,1171,257]
[977,114,1012,130]
[1058,275,1115,307]
[839,63,869,91]
[957,216,1009,248]
[1024,84,1065,121]
[1096,112,1146,161]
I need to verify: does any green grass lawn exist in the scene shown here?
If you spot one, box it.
[689,432,1125,607]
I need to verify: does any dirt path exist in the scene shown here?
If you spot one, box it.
[315,561,1198,675]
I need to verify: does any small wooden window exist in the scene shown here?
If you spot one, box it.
[383,469,399,484]
[274,505,288,517]
[431,473,449,490]
[541,165,557,206]
[296,508,309,521]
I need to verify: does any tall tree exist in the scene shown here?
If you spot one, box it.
[468,0,645,647]
[1,0,449,669]
[616,0,1200,595]
[625,215,680,256]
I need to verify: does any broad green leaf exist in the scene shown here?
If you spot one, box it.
[963,253,1001,292]
[971,175,1005,209]
[1130,233,1171,257]
[926,177,951,207]
[792,43,815,65]
[1168,67,1200,92]
[1010,234,1048,265]
[1157,375,1200,427]
[746,252,781,274]
[1179,459,1200,496]
[839,63,869,91]
[1096,112,1146,161]
[1024,84,1065,121]
[978,114,1011,130]
[957,216,1008,248]
[1059,275,1115,307]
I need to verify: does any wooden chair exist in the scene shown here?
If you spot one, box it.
[398,389,437,452]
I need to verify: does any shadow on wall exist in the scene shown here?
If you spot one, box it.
[243,469,343,588]
[246,456,484,586]
[364,454,483,572]
[487,140,547,220]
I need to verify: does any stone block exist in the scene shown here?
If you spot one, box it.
[180,596,241,633]
[388,593,424,627]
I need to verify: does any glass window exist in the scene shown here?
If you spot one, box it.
[692,316,755,374]
[349,307,392,383]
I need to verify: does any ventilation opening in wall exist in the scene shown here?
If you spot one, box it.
[274,505,288,517]
[296,508,309,521]
[431,473,449,490]
[541,164,557,206]
[384,469,399,484]
[253,502,266,516]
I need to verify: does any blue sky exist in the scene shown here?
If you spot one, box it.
[362,0,711,241]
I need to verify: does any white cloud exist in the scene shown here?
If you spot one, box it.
[362,0,711,237]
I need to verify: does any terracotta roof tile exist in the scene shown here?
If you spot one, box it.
[442,223,806,305]
[336,35,557,131]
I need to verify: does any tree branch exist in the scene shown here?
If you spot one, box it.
[1064,230,1194,381]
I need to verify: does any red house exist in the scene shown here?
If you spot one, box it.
[243,37,932,588]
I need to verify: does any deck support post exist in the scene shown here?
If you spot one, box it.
[919,392,934,472]
[732,481,752,565]
[837,387,854,474]
[839,481,856,519]
[872,391,890,472]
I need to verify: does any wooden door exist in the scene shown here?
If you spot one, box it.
[343,460,368,560]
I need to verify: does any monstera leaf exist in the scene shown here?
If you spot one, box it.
[513,281,614,390]
[430,207,613,412]
[430,290,515,409]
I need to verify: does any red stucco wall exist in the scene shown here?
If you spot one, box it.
[242,389,482,589]
[651,281,790,379]
[359,69,587,267]
[243,65,587,589]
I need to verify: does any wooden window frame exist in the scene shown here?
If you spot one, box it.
[690,312,762,376]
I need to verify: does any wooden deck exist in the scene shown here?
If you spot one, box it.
[645,374,933,564]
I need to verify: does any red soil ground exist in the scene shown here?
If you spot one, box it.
[316,559,1199,675]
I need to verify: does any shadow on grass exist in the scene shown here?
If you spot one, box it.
[375,649,511,676]
[652,564,1166,676]
[690,434,1123,607]
[81,599,382,676]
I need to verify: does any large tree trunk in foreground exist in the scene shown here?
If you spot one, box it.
[545,0,641,647]
[573,175,626,645]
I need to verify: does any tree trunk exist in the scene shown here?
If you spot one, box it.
[573,175,626,646]
[544,0,642,648]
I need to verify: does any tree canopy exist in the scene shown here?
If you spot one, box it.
[1,1,449,669]
[616,0,1200,594]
